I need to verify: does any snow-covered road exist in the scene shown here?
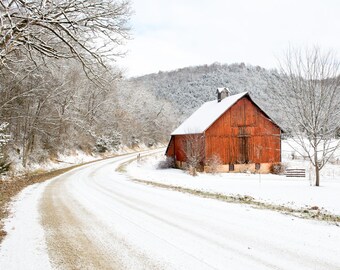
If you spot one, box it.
[1,150,340,269]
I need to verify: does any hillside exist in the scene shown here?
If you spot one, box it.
[126,62,282,126]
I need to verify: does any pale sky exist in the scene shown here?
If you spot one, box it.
[117,0,340,77]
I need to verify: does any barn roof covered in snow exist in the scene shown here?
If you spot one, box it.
[171,92,247,135]
[171,91,282,135]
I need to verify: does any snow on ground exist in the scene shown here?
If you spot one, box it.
[5,144,163,178]
[0,181,52,269]
[126,140,340,216]
[6,149,100,176]
[2,150,340,269]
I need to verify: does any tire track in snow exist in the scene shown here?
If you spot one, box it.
[40,151,167,270]
[81,171,340,270]
[39,151,340,270]
[41,176,122,269]
[83,178,281,270]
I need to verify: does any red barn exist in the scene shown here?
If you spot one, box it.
[165,90,283,173]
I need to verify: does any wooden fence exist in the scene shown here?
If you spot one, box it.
[285,168,306,178]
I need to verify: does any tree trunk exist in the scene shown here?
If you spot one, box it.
[22,138,29,168]
[315,165,320,187]
[22,133,34,168]
[314,145,320,186]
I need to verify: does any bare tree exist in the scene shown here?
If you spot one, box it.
[273,47,340,186]
[0,0,131,79]
[183,133,205,176]
[114,81,176,146]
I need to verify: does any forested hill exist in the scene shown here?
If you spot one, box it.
[127,62,282,124]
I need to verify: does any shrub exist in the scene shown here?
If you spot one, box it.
[94,131,122,153]
[157,157,175,169]
[205,154,221,174]
[270,162,287,174]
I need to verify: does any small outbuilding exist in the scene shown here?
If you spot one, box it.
[165,90,283,173]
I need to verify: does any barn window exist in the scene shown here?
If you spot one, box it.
[229,164,234,171]
[255,163,261,170]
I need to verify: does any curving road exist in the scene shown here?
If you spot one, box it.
[2,150,340,269]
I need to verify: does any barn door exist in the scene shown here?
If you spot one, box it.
[238,127,249,164]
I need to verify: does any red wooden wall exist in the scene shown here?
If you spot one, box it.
[205,97,281,164]
[167,134,205,162]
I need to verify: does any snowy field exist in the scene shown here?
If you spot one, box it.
[127,140,340,216]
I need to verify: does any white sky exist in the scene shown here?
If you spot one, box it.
[117,0,340,77]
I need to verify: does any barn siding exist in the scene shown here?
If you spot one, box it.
[173,135,186,162]
[165,136,175,157]
[205,97,281,165]
[171,134,205,163]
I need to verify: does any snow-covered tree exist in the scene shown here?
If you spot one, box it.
[0,0,131,80]
[273,47,340,186]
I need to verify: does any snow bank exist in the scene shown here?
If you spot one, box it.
[5,144,164,178]
[126,147,340,215]
[0,182,52,269]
